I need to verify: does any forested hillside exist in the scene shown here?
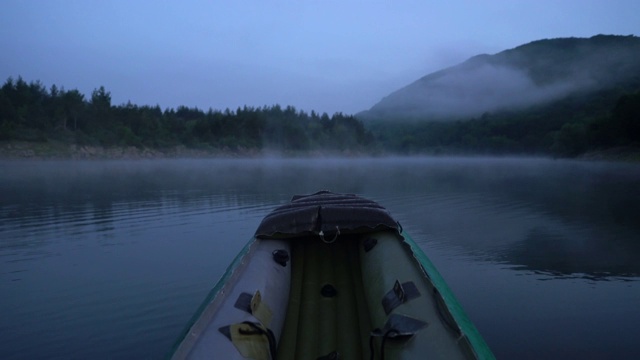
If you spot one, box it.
[361,35,640,120]
[0,77,374,155]
[362,35,640,158]
[367,88,640,157]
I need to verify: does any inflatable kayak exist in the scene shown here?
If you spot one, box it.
[170,191,494,360]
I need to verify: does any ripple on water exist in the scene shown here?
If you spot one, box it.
[2,158,640,360]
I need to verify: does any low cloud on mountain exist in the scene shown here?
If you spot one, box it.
[363,35,640,121]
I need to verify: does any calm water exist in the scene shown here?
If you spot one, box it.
[1,157,639,359]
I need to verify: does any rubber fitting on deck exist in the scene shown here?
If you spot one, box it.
[320,284,338,297]
[317,350,340,360]
[272,249,289,267]
[363,237,378,252]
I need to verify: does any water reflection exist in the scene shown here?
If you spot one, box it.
[507,225,640,280]
[1,157,639,359]
[2,158,640,279]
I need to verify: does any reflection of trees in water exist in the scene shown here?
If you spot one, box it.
[364,159,640,279]
[2,159,639,279]
[425,162,640,232]
[464,164,640,279]
[503,226,640,279]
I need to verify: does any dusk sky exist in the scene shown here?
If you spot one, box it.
[2,1,639,115]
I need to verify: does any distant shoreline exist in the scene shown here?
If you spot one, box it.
[3,140,639,162]
[0,140,255,160]
[577,146,640,162]
[0,140,372,160]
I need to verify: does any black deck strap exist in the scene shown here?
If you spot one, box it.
[369,314,428,360]
[381,280,421,315]
[371,313,428,338]
[219,324,233,341]
[316,350,340,360]
[234,292,253,313]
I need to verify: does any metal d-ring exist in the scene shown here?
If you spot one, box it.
[320,226,340,244]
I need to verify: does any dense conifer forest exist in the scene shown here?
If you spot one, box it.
[368,89,640,157]
[0,76,638,158]
[363,35,640,158]
[0,77,374,155]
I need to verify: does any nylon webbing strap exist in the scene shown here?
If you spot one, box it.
[219,322,276,360]
[371,313,428,338]
[381,280,421,315]
[234,290,273,326]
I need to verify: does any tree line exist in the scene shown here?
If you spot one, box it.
[0,77,375,153]
[1,77,638,158]
[369,88,640,157]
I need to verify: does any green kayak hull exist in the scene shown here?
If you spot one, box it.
[170,192,494,360]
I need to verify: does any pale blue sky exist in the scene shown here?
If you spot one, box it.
[1,1,639,114]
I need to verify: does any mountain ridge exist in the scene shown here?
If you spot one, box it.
[360,34,640,121]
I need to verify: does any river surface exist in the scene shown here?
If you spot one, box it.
[1,157,639,359]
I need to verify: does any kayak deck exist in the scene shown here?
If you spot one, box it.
[278,235,372,359]
[276,232,476,359]
[171,191,494,359]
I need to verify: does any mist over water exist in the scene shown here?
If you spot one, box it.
[1,157,639,359]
